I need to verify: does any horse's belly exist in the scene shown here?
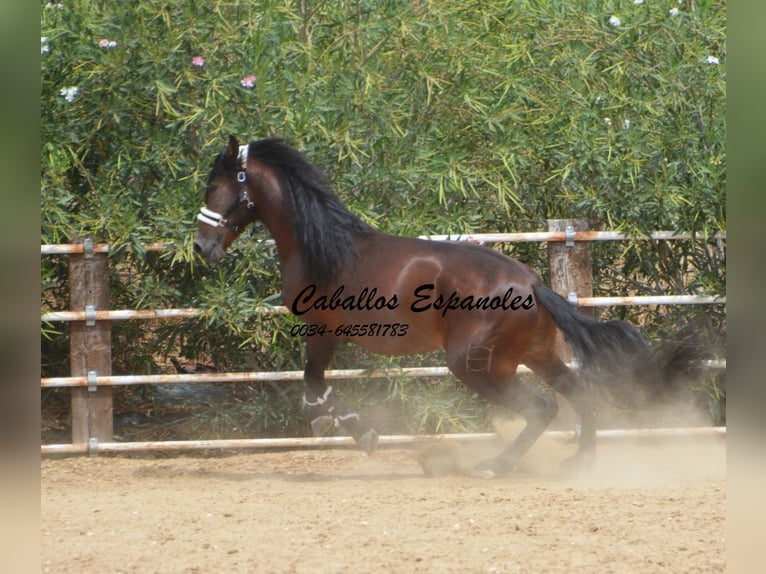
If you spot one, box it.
[349,328,440,355]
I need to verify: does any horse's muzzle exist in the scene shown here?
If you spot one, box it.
[192,235,226,263]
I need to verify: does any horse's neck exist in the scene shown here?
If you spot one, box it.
[254,186,304,287]
[260,212,298,266]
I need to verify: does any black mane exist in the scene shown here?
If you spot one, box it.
[238,138,373,286]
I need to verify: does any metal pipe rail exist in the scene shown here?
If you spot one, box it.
[41,426,726,455]
[39,366,467,388]
[419,231,727,243]
[40,294,725,323]
[573,295,725,307]
[40,230,726,255]
[40,242,170,255]
[41,360,726,389]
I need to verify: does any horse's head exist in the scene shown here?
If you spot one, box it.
[193,135,259,263]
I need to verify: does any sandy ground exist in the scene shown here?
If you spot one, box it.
[41,434,725,574]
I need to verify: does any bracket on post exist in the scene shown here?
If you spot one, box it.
[87,370,98,392]
[85,304,96,327]
[565,224,576,247]
[567,292,578,306]
[83,237,94,259]
[88,436,99,455]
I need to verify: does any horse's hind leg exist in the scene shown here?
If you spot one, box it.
[449,347,559,478]
[470,377,560,478]
[528,357,596,470]
[303,337,378,454]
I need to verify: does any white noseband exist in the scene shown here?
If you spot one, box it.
[197,206,225,227]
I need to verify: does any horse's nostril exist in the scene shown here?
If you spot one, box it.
[193,241,203,255]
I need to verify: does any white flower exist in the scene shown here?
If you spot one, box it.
[604,117,612,126]
[669,8,680,16]
[706,55,720,65]
[609,15,621,26]
[622,118,630,130]
[99,39,118,48]
[59,86,79,103]
[633,0,644,4]
[45,2,65,8]
[41,37,49,55]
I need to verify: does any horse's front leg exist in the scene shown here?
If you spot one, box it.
[303,336,340,437]
[303,336,379,454]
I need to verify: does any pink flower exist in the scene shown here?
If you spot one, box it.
[99,39,118,48]
[192,56,205,67]
[240,75,257,88]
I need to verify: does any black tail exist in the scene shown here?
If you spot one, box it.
[532,283,705,405]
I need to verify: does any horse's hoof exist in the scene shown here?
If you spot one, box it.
[471,468,497,480]
[310,415,334,437]
[471,457,513,479]
[472,459,506,479]
[357,429,379,454]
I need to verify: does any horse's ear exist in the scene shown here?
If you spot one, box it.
[225,135,239,158]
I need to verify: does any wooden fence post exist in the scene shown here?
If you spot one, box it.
[546,219,593,430]
[546,219,594,360]
[68,236,113,448]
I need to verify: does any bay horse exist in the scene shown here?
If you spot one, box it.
[193,136,699,478]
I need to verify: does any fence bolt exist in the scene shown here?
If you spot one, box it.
[570,357,581,370]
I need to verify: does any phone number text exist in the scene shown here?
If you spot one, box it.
[290,323,409,337]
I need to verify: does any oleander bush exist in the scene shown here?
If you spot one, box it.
[40,0,726,440]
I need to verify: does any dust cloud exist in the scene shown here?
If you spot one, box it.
[416,408,725,487]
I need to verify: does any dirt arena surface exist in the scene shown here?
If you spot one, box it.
[41,434,725,574]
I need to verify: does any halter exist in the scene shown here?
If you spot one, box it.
[197,144,255,232]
